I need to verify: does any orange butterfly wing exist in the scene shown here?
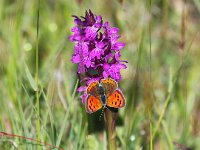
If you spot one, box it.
[87,81,99,97]
[101,78,118,97]
[106,90,125,108]
[86,95,102,113]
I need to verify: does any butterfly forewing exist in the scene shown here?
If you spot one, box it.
[87,81,99,98]
[86,95,102,113]
[106,90,125,108]
[101,78,118,96]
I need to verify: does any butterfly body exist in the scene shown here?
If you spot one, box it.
[86,78,125,113]
[98,84,106,106]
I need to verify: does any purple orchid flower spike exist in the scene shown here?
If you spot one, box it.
[70,9,127,103]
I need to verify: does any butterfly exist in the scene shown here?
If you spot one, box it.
[85,78,126,113]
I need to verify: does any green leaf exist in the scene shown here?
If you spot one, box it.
[24,63,37,91]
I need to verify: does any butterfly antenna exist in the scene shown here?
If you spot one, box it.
[99,106,106,121]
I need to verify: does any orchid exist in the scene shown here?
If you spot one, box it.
[70,10,127,103]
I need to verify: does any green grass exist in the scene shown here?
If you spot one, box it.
[0,0,200,149]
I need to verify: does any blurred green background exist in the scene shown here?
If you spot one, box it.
[0,0,200,149]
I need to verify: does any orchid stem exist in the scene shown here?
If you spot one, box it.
[104,109,117,150]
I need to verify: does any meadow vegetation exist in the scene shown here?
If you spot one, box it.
[0,0,200,149]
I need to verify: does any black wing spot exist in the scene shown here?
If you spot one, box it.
[115,102,117,105]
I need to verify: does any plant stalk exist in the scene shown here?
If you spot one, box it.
[104,109,117,150]
[36,0,41,149]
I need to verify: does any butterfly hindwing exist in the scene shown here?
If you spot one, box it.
[87,81,99,98]
[86,95,102,113]
[106,89,125,108]
[101,78,118,97]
